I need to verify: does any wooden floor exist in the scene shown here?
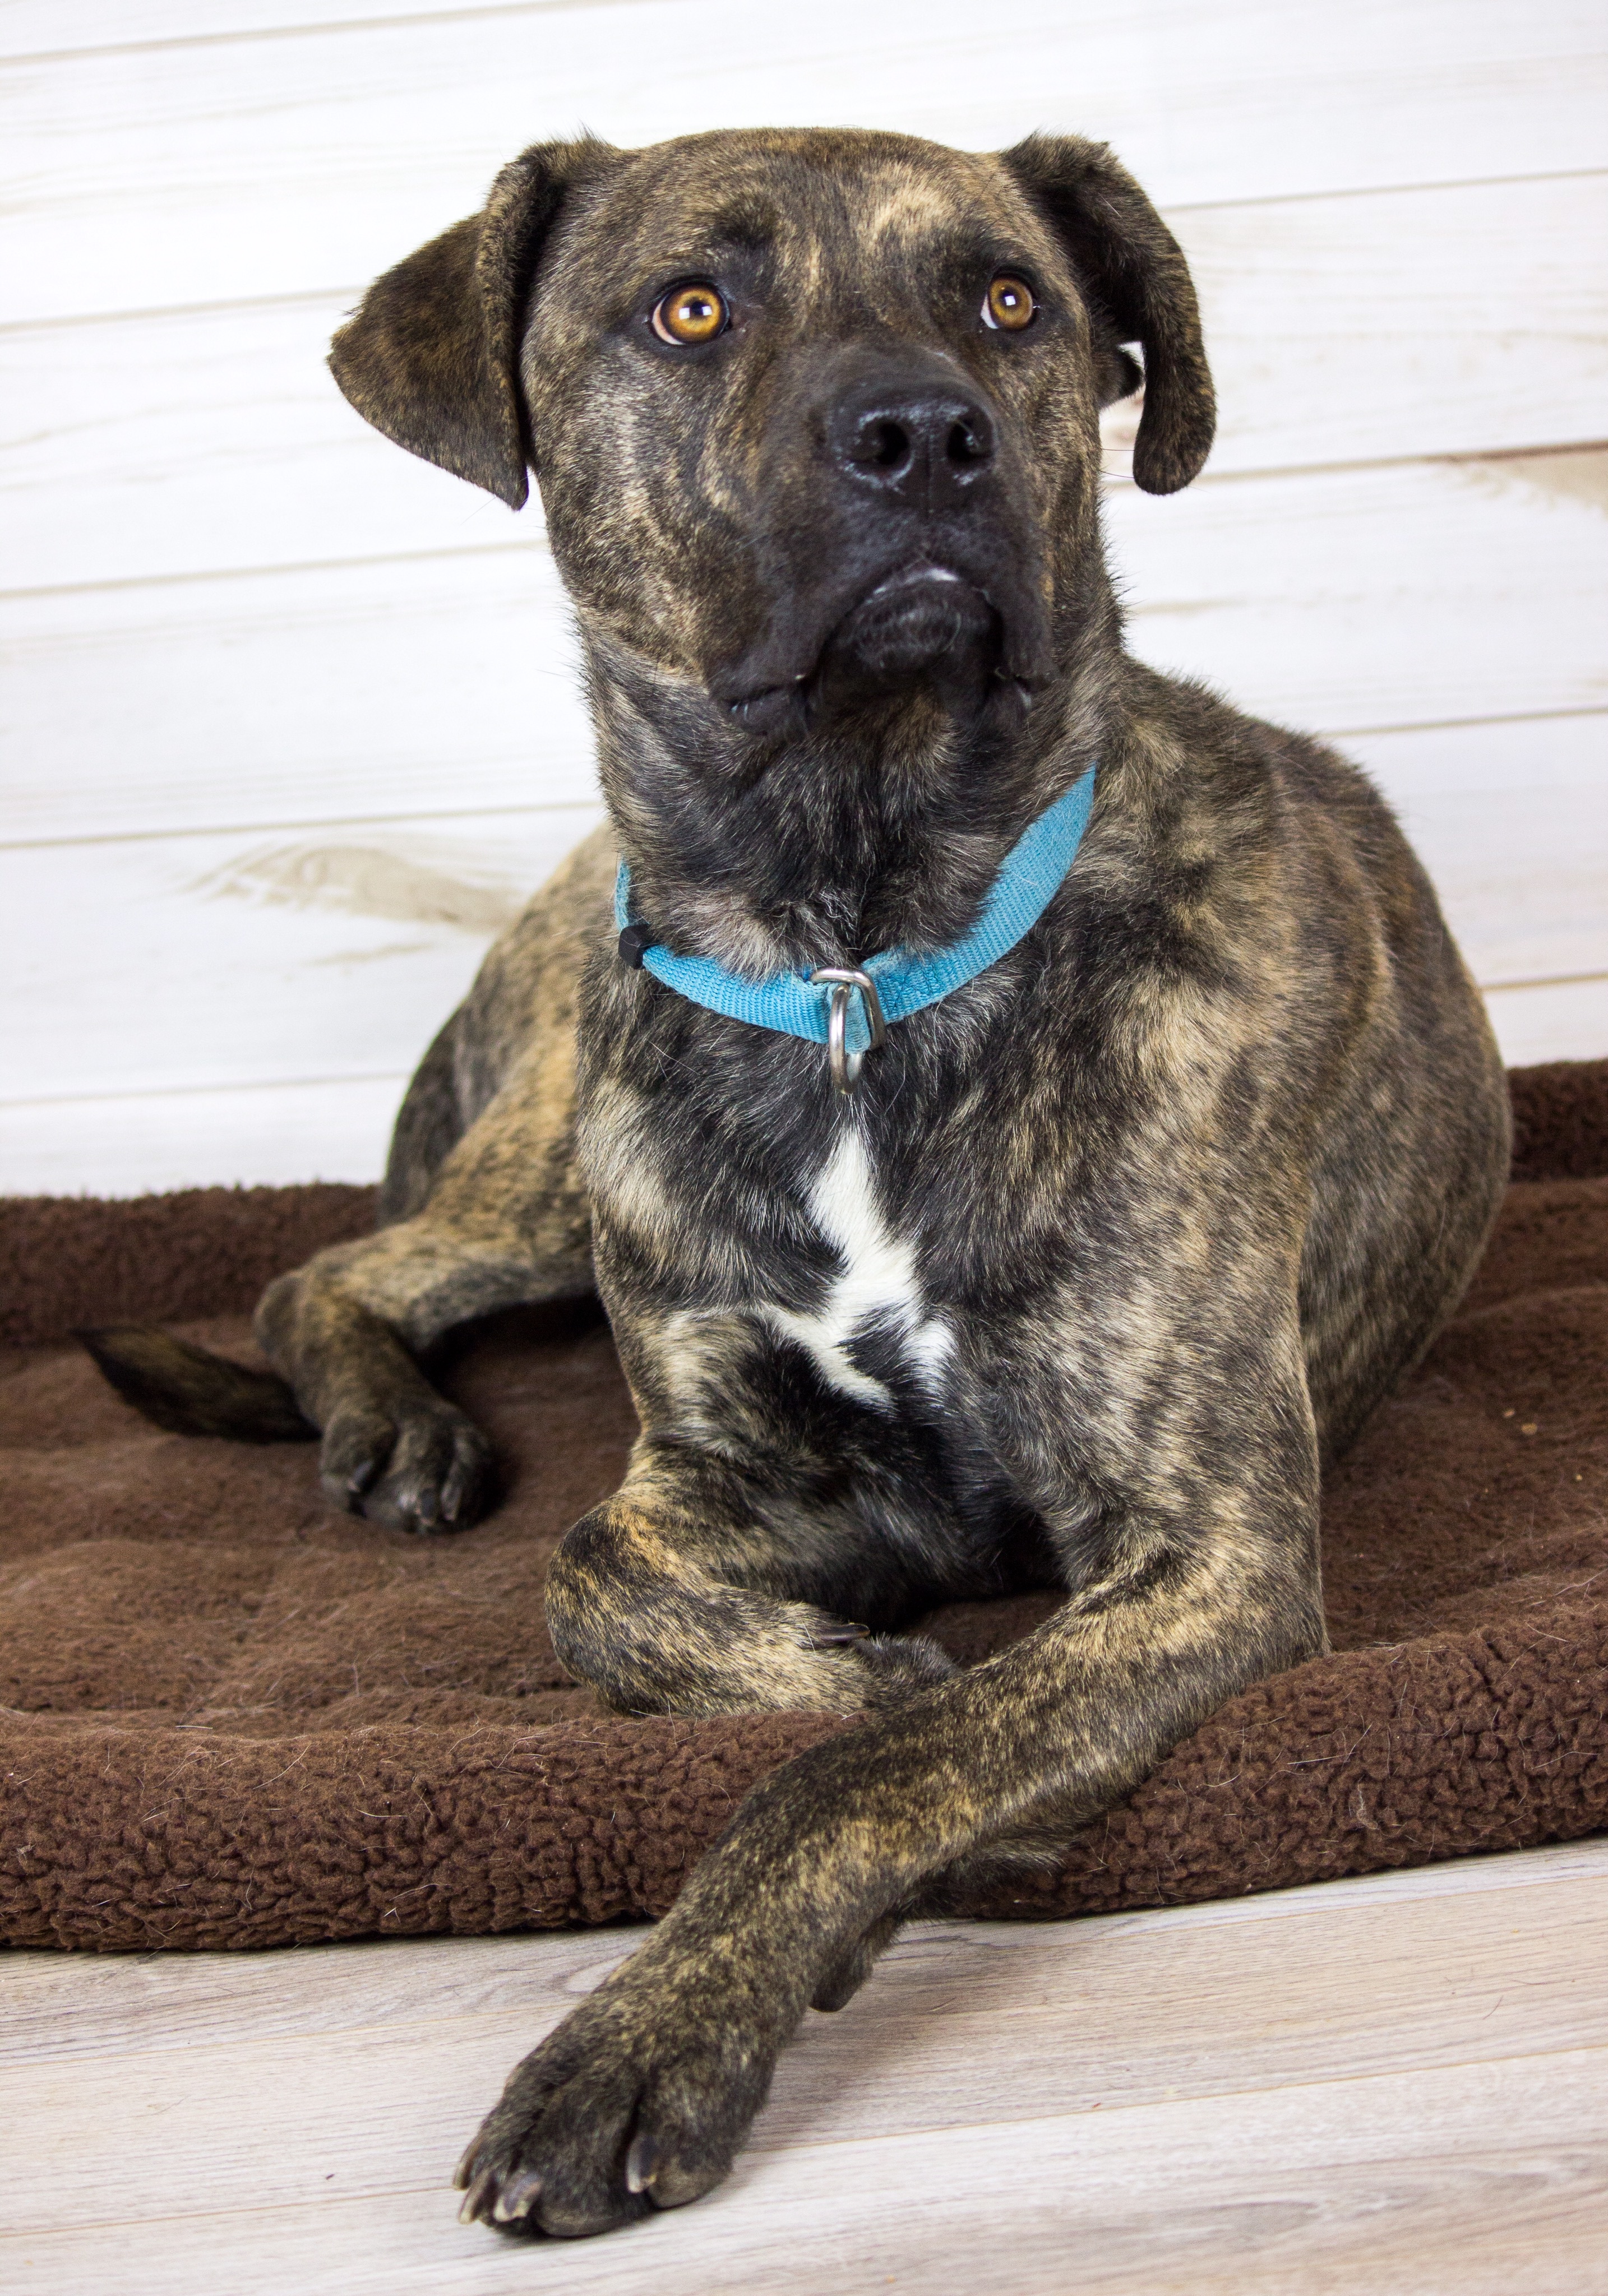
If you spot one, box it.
[4,1837,1607,2295]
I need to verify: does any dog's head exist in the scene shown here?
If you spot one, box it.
[332,129,1212,744]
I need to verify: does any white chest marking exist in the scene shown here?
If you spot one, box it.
[761,1127,953,1409]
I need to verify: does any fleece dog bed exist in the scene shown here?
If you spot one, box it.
[1,1059,1605,1952]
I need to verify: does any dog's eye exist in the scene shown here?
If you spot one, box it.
[651,283,729,346]
[982,275,1037,332]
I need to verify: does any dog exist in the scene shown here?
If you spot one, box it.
[86,126,1512,2239]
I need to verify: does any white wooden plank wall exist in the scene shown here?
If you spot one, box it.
[2,0,1605,1193]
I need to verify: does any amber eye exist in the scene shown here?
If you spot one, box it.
[983,274,1037,332]
[651,282,729,345]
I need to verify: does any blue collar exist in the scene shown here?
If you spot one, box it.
[613,761,1096,1066]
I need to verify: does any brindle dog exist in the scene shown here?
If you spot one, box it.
[88,127,1511,2238]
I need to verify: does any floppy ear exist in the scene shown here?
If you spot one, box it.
[1000,134,1215,495]
[329,137,614,509]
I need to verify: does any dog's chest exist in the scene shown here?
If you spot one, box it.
[759,1127,952,1410]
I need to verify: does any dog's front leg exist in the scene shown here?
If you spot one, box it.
[456,1423,1327,2238]
[544,1436,958,1718]
[81,828,615,1531]
[253,1021,594,1531]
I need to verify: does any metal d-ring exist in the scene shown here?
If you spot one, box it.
[809,967,888,1095]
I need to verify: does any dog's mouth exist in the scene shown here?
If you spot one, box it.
[834,561,996,673]
[720,559,1019,735]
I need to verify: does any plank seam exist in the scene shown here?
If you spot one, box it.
[8,441,1604,608]
[1105,437,1608,499]
[0,170,1600,339]
[1,2047,1606,2242]
[0,1071,412,1111]
[0,798,603,857]
[0,0,646,72]
[1483,970,1608,996]
[0,537,549,605]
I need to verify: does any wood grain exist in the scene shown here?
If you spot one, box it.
[1482,975,1608,1067]
[2,1840,1605,2295]
[3,703,1602,1188]
[7,175,1604,595]
[1167,171,1608,479]
[1,547,596,844]
[5,454,1604,848]
[3,3,1605,1169]
[8,1832,1602,2060]
[7,2121,1604,2296]
[5,0,1607,326]
[0,1072,409,1192]
[0,806,603,1105]
[8,966,1601,1197]
[1344,712,1608,988]
[1,726,1600,1128]
[1103,448,1608,735]
[8,1878,1608,2154]
[0,0,526,56]
[0,293,523,594]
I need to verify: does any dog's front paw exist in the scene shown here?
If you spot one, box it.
[856,1629,957,1706]
[455,1971,774,2239]
[319,1396,497,1532]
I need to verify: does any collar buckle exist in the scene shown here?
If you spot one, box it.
[809,968,888,1095]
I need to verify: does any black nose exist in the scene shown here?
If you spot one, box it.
[829,382,996,504]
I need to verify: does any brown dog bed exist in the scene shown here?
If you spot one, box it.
[2,1058,1605,1954]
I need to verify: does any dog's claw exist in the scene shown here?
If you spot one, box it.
[458,2165,499,2225]
[624,2132,659,2195]
[440,1451,478,1525]
[809,1620,869,1646]
[324,1400,497,1535]
[493,2168,544,2222]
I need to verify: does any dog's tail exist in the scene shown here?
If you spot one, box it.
[78,1326,316,1443]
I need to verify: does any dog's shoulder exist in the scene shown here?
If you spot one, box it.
[1111,662,1431,943]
